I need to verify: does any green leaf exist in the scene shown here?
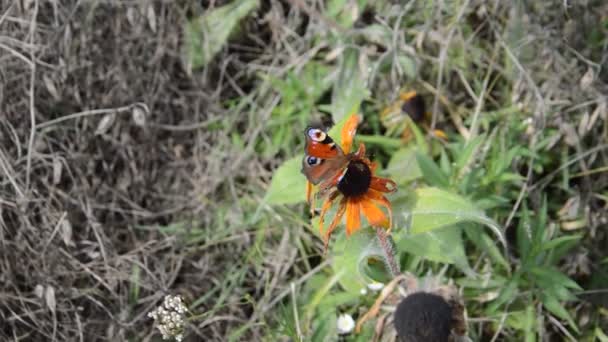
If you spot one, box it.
[455,135,485,178]
[395,225,473,275]
[310,310,337,342]
[524,304,537,342]
[358,24,392,46]
[304,272,342,331]
[464,228,510,270]
[546,235,583,264]
[184,0,259,70]
[505,308,536,339]
[595,327,608,342]
[541,234,582,252]
[266,156,306,205]
[331,229,389,294]
[331,48,369,123]
[541,293,579,333]
[415,153,449,187]
[397,55,417,79]
[488,274,520,313]
[386,147,423,184]
[439,148,451,176]
[405,188,505,247]
[529,266,582,291]
[326,0,366,28]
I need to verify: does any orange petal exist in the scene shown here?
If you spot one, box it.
[399,90,417,101]
[432,129,448,140]
[370,176,397,193]
[353,143,366,159]
[324,198,347,251]
[318,190,340,236]
[360,198,389,228]
[367,190,394,232]
[341,114,360,154]
[345,199,361,236]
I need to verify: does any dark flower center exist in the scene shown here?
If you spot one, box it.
[337,160,372,197]
[394,292,452,342]
[401,95,425,123]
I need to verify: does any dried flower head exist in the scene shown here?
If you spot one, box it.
[148,294,188,341]
[356,274,469,341]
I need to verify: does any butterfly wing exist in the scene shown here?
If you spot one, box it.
[301,127,348,185]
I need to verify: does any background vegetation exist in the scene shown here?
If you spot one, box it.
[1,0,607,341]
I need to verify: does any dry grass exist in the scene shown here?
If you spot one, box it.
[1,0,607,341]
[0,1,270,340]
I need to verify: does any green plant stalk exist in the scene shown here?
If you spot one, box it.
[376,228,401,278]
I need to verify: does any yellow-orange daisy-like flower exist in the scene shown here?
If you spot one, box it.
[380,90,447,142]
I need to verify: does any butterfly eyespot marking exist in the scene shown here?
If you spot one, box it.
[307,128,327,142]
[306,156,323,166]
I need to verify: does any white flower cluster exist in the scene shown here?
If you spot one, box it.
[148,295,188,341]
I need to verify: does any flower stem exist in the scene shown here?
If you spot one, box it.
[375,228,400,277]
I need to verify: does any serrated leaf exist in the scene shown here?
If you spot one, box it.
[266,156,307,205]
[184,0,259,70]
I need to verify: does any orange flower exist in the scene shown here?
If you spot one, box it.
[380,90,447,142]
[306,115,397,249]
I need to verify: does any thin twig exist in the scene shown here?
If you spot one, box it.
[36,103,148,130]
[25,0,39,190]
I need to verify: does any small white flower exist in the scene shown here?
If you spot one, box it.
[336,313,355,335]
[149,294,188,341]
[360,288,368,295]
[367,281,384,291]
